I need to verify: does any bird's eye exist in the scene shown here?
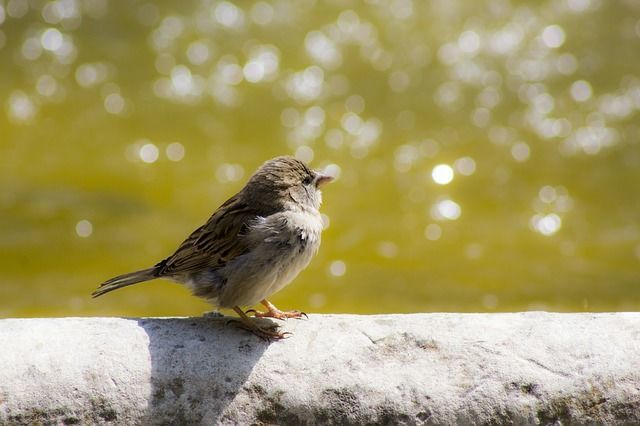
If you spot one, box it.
[302,175,313,185]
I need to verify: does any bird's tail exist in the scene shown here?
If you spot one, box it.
[92,267,158,298]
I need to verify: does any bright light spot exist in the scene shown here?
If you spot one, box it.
[454,157,476,176]
[166,142,185,161]
[41,28,63,51]
[186,41,210,65]
[218,59,243,85]
[216,163,244,183]
[245,45,280,82]
[539,185,557,203]
[170,65,193,96]
[75,63,108,88]
[511,142,531,162]
[424,223,442,241]
[7,91,36,124]
[432,164,454,185]
[75,220,93,238]
[286,65,324,103]
[139,143,159,163]
[214,1,244,29]
[243,60,265,83]
[36,75,58,97]
[341,112,363,135]
[42,0,80,24]
[7,0,28,18]
[329,260,346,277]
[104,93,125,114]
[305,30,342,69]
[250,2,273,25]
[570,80,592,102]
[434,81,461,109]
[377,241,398,258]
[336,9,360,33]
[533,93,555,115]
[305,106,325,126]
[322,163,341,181]
[394,144,418,172]
[541,25,566,48]
[458,30,480,54]
[431,199,461,221]
[21,37,42,60]
[472,107,491,127]
[567,0,591,13]
[530,213,562,236]
[295,145,314,163]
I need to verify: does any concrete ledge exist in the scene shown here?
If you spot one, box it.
[1,313,639,424]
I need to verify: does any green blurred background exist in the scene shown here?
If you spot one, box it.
[2,0,640,318]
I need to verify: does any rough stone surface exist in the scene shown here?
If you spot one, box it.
[1,313,639,425]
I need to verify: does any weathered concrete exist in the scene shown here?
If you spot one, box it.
[1,313,639,425]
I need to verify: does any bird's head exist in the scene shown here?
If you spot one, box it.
[246,156,334,211]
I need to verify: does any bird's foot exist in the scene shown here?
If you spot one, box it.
[230,306,291,341]
[246,299,308,320]
[227,317,291,341]
[246,307,307,320]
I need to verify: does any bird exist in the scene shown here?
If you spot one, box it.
[92,156,334,339]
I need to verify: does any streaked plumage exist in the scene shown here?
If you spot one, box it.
[92,156,333,339]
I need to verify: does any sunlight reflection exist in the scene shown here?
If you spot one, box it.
[431,199,461,221]
[165,142,185,162]
[424,224,442,241]
[454,157,476,176]
[530,213,562,236]
[250,2,273,26]
[139,143,159,164]
[329,260,346,277]
[7,91,37,123]
[216,163,244,183]
[3,0,640,315]
[75,220,93,238]
[541,25,566,49]
[570,80,592,102]
[431,164,454,185]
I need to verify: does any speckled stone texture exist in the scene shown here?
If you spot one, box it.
[1,313,639,425]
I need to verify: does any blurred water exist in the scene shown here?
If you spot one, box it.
[1,0,640,317]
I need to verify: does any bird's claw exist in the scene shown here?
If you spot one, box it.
[227,318,290,341]
[245,308,307,320]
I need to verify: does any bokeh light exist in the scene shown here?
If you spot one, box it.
[2,0,640,317]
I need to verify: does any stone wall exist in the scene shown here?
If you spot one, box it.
[1,313,639,424]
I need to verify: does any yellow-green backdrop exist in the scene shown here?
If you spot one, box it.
[2,0,640,317]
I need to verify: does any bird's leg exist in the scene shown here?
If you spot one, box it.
[246,299,308,320]
[229,306,290,340]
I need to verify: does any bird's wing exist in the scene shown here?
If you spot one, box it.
[155,193,262,276]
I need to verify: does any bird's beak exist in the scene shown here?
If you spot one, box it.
[314,172,334,188]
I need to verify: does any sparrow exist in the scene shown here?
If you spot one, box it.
[92,156,333,339]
